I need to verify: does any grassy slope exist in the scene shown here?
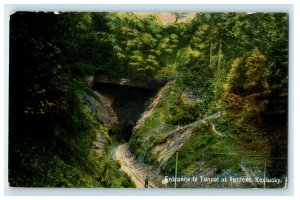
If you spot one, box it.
[131,80,244,172]
[129,77,279,188]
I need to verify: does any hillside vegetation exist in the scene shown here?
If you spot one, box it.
[129,12,288,188]
[9,12,288,188]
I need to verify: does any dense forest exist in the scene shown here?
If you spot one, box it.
[9,12,288,188]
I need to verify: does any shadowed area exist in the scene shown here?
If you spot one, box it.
[93,80,159,141]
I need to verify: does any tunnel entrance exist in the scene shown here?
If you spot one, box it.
[93,81,158,141]
[124,124,134,141]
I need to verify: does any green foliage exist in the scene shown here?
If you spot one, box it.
[9,84,134,187]
[130,81,181,158]
[176,53,215,111]
[168,96,202,125]
[9,144,102,187]
[162,123,242,175]
[222,48,270,125]
[219,48,278,161]
[9,86,135,187]
[9,11,288,187]
[9,12,135,188]
[106,12,187,79]
[129,12,287,181]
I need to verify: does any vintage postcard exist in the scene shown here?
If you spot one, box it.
[9,11,288,188]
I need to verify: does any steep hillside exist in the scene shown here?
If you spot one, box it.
[129,80,286,188]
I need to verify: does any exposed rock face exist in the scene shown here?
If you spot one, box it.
[130,80,222,168]
[132,82,171,135]
[83,88,119,129]
[82,89,117,156]
[92,127,110,156]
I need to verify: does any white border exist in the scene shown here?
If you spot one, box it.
[1,1,298,199]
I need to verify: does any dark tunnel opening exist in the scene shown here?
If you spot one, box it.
[124,124,134,141]
[93,81,158,141]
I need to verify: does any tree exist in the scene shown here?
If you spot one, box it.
[243,48,270,123]
[222,48,270,125]
[106,12,168,79]
[172,12,187,23]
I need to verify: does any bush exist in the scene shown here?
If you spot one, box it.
[168,97,201,125]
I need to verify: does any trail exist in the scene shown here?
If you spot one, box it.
[153,111,222,166]
[114,143,158,188]
[210,121,225,136]
[113,112,222,188]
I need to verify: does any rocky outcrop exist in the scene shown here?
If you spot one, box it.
[83,89,119,129]
[82,89,118,157]
[92,126,110,156]
[132,81,174,134]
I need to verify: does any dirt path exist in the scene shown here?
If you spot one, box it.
[113,112,222,188]
[153,111,222,166]
[114,143,157,188]
[210,121,225,136]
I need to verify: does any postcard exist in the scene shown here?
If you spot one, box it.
[9,11,288,188]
